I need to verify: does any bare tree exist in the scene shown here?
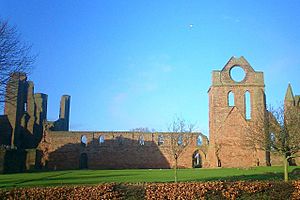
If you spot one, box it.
[246,104,300,182]
[0,18,35,106]
[168,116,196,182]
[130,127,155,132]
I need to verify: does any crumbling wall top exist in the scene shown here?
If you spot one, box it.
[9,72,27,81]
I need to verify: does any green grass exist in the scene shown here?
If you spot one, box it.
[0,166,299,189]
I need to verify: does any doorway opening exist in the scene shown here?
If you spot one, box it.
[79,153,88,169]
[192,150,202,168]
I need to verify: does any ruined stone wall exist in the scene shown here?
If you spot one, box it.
[58,95,71,131]
[207,57,267,168]
[0,115,12,146]
[4,72,28,148]
[3,61,299,172]
[1,73,49,149]
[47,95,71,131]
[38,131,208,170]
[0,148,36,173]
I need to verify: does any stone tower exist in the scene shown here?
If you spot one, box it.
[1,72,48,148]
[47,95,71,131]
[207,56,267,168]
[4,72,28,148]
[284,83,299,108]
[59,95,71,131]
[283,84,300,165]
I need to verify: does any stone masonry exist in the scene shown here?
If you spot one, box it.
[0,56,298,172]
[0,72,70,173]
[207,56,267,168]
[37,131,208,170]
[2,72,47,148]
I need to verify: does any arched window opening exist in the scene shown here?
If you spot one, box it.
[228,91,235,107]
[158,135,164,146]
[197,135,203,146]
[245,91,251,120]
[177,135,183,146]
[192,150,202,168]
[81,135,87,147]
[99,135,104,144]
[139,135,145,145]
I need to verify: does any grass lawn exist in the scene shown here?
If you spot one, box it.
[0,166,299,189]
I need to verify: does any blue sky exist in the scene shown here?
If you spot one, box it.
[1,1,299,135]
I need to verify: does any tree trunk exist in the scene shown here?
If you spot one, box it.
[174,158,178,183]
[283,155,289,182]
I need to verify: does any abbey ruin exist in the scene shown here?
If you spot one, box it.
[0,56,299,172]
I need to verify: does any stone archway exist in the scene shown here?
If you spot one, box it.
[79,153,88,169]
[192,150,202,168]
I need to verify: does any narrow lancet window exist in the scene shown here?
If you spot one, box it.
[228,91,235,106]
[245,91,251,120]
[197,135,203,146]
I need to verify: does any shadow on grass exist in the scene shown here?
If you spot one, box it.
[0,171,74,188]
[36,173,141,181]
[0,172,142,189]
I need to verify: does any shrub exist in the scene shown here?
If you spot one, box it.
[0,181,298,200]
[0,184,123,200]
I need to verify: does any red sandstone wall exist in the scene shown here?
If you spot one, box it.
[38,131,208,170]
[207,57,268,168]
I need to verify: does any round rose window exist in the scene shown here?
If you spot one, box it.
[230,66,245,82]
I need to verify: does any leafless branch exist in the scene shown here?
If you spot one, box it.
[0,18,35,108]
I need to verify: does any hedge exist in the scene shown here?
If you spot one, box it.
[1,181,300,199]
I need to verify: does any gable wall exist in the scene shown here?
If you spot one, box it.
[208,57,267,168]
